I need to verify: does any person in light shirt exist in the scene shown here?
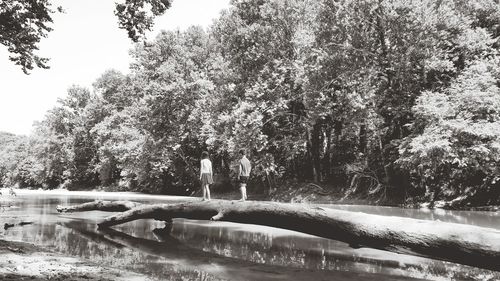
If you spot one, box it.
[199,151,213,201]
[238,149,251,201]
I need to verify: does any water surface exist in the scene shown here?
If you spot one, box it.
[0,190,498,281]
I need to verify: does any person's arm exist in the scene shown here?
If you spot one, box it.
[209,161,213,176]
[238,160,242,178]
[200,160,203,180]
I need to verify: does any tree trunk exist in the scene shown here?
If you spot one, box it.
[375,128,391,185]
[311,121,322,182]
[57,199,500,271]
[305,128,317,181]
[359,123,367,154]
[324,122,333,180]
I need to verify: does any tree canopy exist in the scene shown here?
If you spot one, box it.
[0,0,172,74]
[1,0,499,206]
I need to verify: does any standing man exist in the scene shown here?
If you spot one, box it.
[238,149,251,201]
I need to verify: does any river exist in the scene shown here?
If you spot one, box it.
[0,190,499,281]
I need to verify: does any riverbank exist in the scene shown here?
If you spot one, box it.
[208,181,403,208]
[248,182,500,211]
[0,239,152,281]
[3,185,499,211]
[188,181,397,206]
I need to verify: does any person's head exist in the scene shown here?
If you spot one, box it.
[201,151,209,159]
[239,149,246,157]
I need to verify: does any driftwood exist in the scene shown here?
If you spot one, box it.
[4,221,33,230]
[56,200,141,213]
[57,199,500,271]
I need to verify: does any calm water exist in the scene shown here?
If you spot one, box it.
[0,190,499,281]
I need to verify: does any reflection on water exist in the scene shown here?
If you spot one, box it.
[0,192,499,281]
[169,219,499,280]
[322,204,500,230]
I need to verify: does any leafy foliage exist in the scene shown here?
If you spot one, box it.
[115,0,172,42]
[0,0,58,73]
[0,132,28,187]
[0,0,171,73]
[1,0,500,205]
[399,57,500,203]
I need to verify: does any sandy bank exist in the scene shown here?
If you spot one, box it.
[0,239,152,281]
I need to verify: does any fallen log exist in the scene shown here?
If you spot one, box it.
[56,200,141,213]
[57,199,500,271]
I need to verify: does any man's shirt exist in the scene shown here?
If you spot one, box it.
[239,156,251,177]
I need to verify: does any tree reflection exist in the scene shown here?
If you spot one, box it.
[94,225,429,281]
[168,220,500,281]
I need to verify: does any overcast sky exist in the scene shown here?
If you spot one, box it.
[0,0,230,135]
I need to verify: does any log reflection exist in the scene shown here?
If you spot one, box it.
[61,221,427,281]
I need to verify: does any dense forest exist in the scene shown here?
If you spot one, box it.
[1,0,500,207]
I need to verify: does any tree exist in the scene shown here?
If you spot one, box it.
[126,27,214,193]
[0,132,28,187]
[207,0,322,184]
[115,0,172,42]
[0,0,172,74]
[0,0,57,73]
[4,0,500,206]
[398,57,500,205]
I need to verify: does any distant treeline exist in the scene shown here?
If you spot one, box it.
[1,0,500,205]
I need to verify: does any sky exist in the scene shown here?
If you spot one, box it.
[0,0,230,135]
